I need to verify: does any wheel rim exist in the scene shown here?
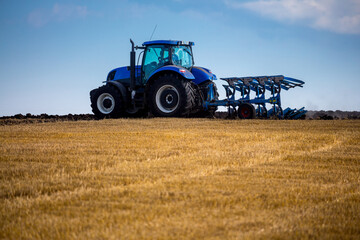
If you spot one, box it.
[240,106,251,118]
[155,85,180,113]
[97,93,115,114]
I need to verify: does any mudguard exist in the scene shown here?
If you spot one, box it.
[107,81,127,102]
[191,66,217,84]
[148,65,195,81]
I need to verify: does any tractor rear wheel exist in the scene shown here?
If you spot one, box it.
[148,74,196,117]
[90,85,124,119]
[238,103,256,119]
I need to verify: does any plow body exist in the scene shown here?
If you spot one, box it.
[204,75,306,119]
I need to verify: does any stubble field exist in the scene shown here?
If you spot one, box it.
[0,119,359,239]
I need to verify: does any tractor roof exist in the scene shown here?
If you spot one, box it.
[142,40,194,46]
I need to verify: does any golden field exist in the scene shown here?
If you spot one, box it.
[0,119,359,239]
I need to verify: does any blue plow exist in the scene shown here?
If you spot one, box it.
[204,75,306,119]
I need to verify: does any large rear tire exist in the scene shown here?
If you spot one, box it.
[238,103,256,119]
[148,74,196,117]
[90,85,125,119]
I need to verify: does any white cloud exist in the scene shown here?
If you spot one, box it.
[28,3,89,27]
[224,0,360,34]
[52,3,88,21]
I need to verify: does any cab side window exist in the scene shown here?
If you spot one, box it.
[143,45,169,81]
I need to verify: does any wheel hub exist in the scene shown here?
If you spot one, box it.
[97,93,115,114]
[160,89,178,109]
[103,99,112,108]
[155,85,180,113]
[166,94,173,104]
[241,108,250,118]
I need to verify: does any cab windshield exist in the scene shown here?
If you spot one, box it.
[171,46,193,69]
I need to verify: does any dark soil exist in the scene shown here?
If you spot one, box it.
[1,111,359,125]
[305,110,360,120]
[0,114,96,125]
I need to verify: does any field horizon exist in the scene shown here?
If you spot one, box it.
[1,119,359,239]
[1,109,360,125]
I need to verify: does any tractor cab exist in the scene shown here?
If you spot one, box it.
[141,40,194,83]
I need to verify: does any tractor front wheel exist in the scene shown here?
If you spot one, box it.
[148,74,195,117]
[90,85,124,119]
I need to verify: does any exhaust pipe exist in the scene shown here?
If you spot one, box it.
[130,39,136,94]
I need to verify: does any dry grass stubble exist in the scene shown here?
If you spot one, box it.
[0,119,359,239]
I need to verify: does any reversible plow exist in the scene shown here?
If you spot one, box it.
[204,75,307,119]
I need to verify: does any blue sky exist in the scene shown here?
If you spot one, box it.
[1,0,360,116]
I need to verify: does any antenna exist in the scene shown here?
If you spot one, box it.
[149,24,157,40]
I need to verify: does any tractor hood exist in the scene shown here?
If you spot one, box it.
[106,66,141,85]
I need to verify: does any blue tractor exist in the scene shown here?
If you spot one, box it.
[90,39,217,118]
[90,39,306,119]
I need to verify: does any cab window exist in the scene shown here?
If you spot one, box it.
[172,46,193,69]
[143,45,170,81]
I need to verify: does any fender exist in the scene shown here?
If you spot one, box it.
[148,65,195,82]
[107,81,127,102]
[191,66,217,85]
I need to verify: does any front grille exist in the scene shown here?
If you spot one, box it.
[107,70,116,81]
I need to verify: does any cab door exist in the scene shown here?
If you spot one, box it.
[142,45,170,83]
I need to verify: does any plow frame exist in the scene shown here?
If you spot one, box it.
[203,75,306,119]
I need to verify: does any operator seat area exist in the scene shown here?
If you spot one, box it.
[143,45,170,81]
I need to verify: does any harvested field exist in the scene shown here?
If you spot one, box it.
[0,119,359,239]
